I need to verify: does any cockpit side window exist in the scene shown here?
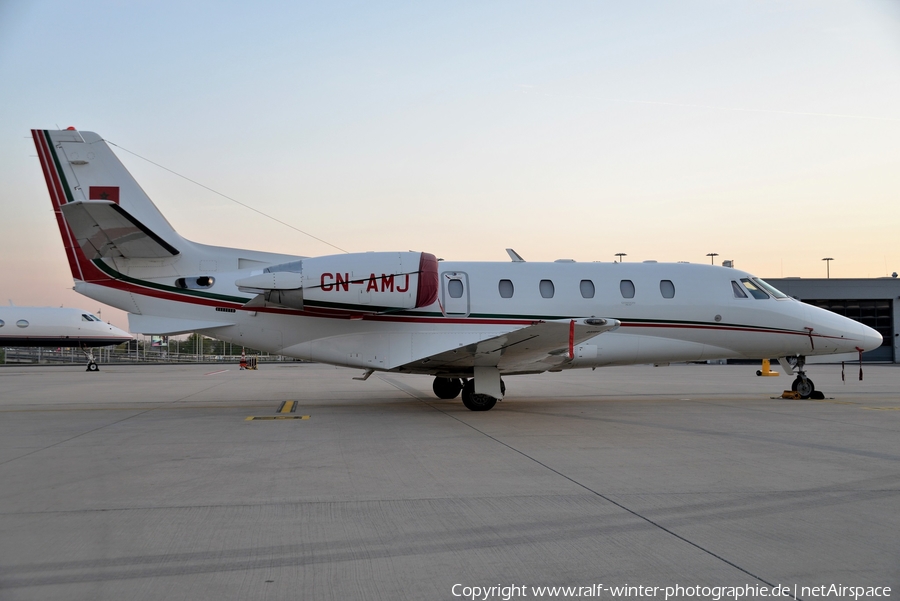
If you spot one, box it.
[82,314,92,321]
[740,278,769,299]
[732,281,748,299]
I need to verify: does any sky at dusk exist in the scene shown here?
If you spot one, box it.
[1,1,899,328]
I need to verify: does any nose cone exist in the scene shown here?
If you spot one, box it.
[855,321,883,353]
[802,303,883,355]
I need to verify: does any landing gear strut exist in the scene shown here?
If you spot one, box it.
[788,355,815,399]
[83,347,100,372]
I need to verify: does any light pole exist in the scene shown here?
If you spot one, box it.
[822,257,834,278]
[706,252,719,265]
[615,253,627,263]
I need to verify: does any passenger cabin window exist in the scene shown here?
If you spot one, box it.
[740,278,769,300]
[660,280,675,298]
[539,280,555,298]
[0,319,4,327]
[580,279,595,299]
[498,279,514,298]
[620,280,635,299]
[16,320,29,328]
[175,276,215,290]
[732,281,748,298]
[448,279,464,298]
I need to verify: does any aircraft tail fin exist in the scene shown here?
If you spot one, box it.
[31,128,185,282]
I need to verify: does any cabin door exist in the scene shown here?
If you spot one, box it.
[441,272,469,317]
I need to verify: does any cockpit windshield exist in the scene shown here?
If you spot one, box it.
[752,278,789,299]
[737,278,790,300]
[740,279,769,299]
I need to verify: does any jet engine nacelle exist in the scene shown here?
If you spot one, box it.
[236,251,439,312]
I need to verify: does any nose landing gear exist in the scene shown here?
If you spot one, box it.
[791,374,815,398]
[83,347,100,372]
[781,355,816,399]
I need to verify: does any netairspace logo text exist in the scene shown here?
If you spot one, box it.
[450,583,892,600]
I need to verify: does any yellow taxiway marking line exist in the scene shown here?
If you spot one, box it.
[245,415,310,421]
[278,400,297,414]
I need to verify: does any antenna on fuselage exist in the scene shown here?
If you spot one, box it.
[506,248,526,262]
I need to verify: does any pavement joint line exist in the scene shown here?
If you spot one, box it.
[378,374,796,597]
[0,406,161,468]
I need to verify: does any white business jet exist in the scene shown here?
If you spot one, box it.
[0,305,132,370]
[30,128,881,407]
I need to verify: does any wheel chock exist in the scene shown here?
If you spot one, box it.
[756,359,780,377]
[781,391,801,399]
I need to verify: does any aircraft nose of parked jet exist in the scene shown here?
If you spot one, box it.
[829,314,882,354]
[801,303,883,354]
[856,321,883,353]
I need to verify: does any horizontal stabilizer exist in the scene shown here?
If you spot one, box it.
[60,200,179,259]
[128,313,235,335]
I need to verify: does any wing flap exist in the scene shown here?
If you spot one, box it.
[60,200,179,259]
[398,318,620,375]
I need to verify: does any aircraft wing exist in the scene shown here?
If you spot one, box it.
[397,317,620,375]
[60,200,180,259]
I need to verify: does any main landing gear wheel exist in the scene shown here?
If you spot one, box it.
[86,362,99,372]
[791,376,815,399]
[433,377,463,399]
[461,379,498,412]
